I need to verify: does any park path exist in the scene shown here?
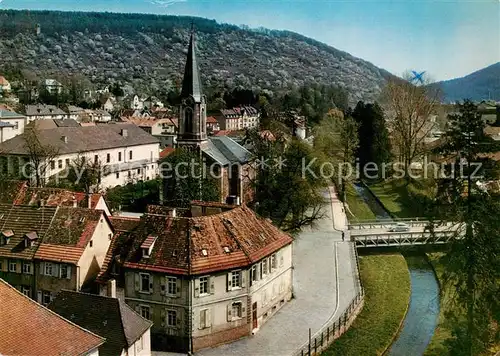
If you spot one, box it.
[194,186,358,356]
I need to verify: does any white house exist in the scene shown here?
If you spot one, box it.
[0,123,160,189]
[44,79,63,95]
[131,95,145,110]
[0,109,27,142]
[0,76,12,93]
[25,105,68,122]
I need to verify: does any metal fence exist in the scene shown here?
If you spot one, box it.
[292,243,365,356]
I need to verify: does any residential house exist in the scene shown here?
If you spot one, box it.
[0,204,113,305]
[0,278,105,356]
[49,288,153,356]
[0,76,11,93]
[44,79,63,95]
[0,121,15,143]
[0,124,160,189]
[218,107,260,131]
[143,96,164,110]
[25,104,68,122]
[101,96,117,112]
[68,105,85,121]
[169,30,254,205]
[123,116,178,148]
[96,202,293,353]
[206,116,220,134]
[75,109,113,123]
[131,95,145,110]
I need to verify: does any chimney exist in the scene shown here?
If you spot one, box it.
[88,194,92,209]
[107,279,117,298]
[61,135,68,143]
[72,195,77,208]
[121,129,128,137]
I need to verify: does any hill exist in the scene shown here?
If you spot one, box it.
[0,10,393,104]
[436,62,500,103]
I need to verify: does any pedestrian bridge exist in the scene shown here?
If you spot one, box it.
[348,219,463,248]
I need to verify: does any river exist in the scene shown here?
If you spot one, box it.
[353,182,440,356]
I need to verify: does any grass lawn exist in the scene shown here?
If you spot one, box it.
[345,183,376,222]
[368,178,435,218]
[323,254,411,356]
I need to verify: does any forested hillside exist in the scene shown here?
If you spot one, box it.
[0,10,393,103]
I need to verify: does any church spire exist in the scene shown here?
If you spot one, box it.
[180,27,203,103]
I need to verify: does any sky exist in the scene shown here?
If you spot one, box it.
[0,0,499,81]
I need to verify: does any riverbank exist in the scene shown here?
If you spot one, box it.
[322,254,411,356]
[345,183,376,221]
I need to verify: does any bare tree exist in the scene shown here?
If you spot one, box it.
[23,124,59,187]
[66,154,103,194]
[381,72,442,179]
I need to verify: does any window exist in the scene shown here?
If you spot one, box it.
[118,152,122,161]
[140,273,150,293]
[199,276,209,295]
[136,336,143,352]
[58,160,63,169]
[94,155,98,163]
[200,309,210,329]
[0,260,2,271]
[129,151,133,160]
[263,290,268,306]
[22,262,31,274]
[116,172,119,179]
[50,160,55,170]
[106,153,110,163]
[89,240,93,248]
[232,302,242,319]
[44,263,52,276]
[262,259,268,275]
[167,310,177,327]
[9,261,17,273]
[167,277,177,296]
[14,122,19,130]
[65,158,70,166]
[140,305,150,320]
[271,254,277,270]
[231,270,241,289]
[137,168,141,174]
[43,291,52,305]
[251,265,258,283]
[60,265,68,279]
[22,286,30,297]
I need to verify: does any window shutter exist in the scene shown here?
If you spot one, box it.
[52,264,59,278]
[280,254,284,267]
[199,310,205,330]
[227,303,232,322]
[150,306,154,321]
[206,308,212,327]
[257,263,261,280]
[160,276,166,296]
[241,302,246,315]
[149,277,153,294]
[16,261,21,274]
[241,271,246,287]
[176,279,180,296]
[37,291,42,303]
[134,273,140,291]
[160,309,166,327]
[50,292,54,302]
[194,278,200,297]
[39,262,44,275]
[176,310,181,326]
[209,276,215,294]
[67,265,71,279]
[227,272,232,291]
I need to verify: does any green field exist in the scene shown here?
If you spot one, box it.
[345,183,376,221]
[323,254,411,356]
[368,178,435,218]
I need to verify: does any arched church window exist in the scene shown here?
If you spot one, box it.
[185,108,193,133]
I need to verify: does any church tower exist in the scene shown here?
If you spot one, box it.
[177,29,207,147]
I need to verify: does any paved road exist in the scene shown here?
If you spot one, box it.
[196,187,358,356]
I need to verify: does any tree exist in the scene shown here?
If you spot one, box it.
[433,100,500,355]
[65,155,103,194]
[352,101,391,175]
[160,148,220,208]
[314,109,359,201]
[381,73,441,179]
[246,129,327,231]
[23,125,59,187]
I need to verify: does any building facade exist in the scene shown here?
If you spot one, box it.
[0,109,27,142]
[97,202,293,353]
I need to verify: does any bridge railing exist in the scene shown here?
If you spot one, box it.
[348,220,452,230]
[352,230,461,247]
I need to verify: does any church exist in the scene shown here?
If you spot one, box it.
[163,30,254,206]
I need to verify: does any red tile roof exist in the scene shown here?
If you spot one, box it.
[110,216,141,232]
[122,205,293,275]
[140,235,157,249]
[0,279,105,355]
[35,244,86,264]
[17,187,103,210]
[160,147,176,159]
[207,116,218,123]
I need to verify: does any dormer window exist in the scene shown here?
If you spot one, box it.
[201,249,208,257]
[141,236,158,259]
[24,231,38,248]
[2,230,14,245]
[223,246,230,254]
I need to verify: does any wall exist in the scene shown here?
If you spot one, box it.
[0,116,26,141]
[127,328,151,356]
[0,258,36,298]
[36,261,77,301]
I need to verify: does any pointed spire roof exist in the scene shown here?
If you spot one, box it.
[181,29,203,102]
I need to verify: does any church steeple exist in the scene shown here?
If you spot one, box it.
[177,27,207,146]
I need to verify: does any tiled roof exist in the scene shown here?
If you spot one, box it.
[0,279,105,355]
[122,205,293,275]
[0,204,58,260]
[42,207,104,247]
[140,235,157,249]
[160,146,176,159]
[25,104,67,116]
[110,216,141,232]
[0,124,159,155]
[0,109,25,119]
[95,231,136,285]
[17,187,102,209]
[201,136,251,165]
[49,290,152,356]
[35,244,85,264]
[207,116,218,124]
